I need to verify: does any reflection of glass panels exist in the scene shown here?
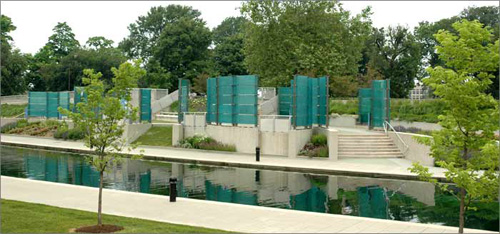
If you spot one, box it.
[57,157,69,183]
[45,157,58,182]
[25,155,46,180]
[139,171,151,193]
[82,164,99,188]
[290,186,327,213]
[357,186,387,219]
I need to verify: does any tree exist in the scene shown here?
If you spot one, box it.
[27,36,126,92]
[37,22,80,62]
[86,36,114,50]
[414,6,499,98]
[212,17,248,76]
[120,5,211,89]
[241,0,372,87]
[1,15,28,96]
[409,20,499,234]
[59,60,145,227]
[366,26,421,98]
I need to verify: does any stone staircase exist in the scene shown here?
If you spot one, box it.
[338,134,403,158]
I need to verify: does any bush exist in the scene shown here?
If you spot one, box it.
[329,99,446,123]
[68,128,85,140]
[53,126,85,141]
[1,122,18,133]
[0,104,27,117]
[311,134,327,146]
[299,134,329,158]
[177,135,236,152]
[169,97,207,112]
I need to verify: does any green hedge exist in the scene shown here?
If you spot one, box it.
[329,99,446,123]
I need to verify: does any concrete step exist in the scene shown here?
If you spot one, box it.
[339,135,387,138]
[339,148,401,152]
[339,145,398,149]
[339,151,403,156]
[339,143,396,147]
[339,141,394,144]
[339,155,403,158]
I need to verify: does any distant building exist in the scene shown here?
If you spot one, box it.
[409,80,432,100]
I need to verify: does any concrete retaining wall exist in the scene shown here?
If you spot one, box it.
[259,117,290,133]
[206,125,259,154]
[329,115,357,128]
[287,129,313,158]
[388,132,433,166]
[123,123,152,144]
[152,90,178,115]
[260,132,289,156]
[1,95,28,104]
[391,120,441,131]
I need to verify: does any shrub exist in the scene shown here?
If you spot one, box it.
[299,135,329,158]
[311,134,327,146]
[177,135,236,152]
[67,128,85,140]
[53,126,85,141]
[1,122,18,133]
[317,146,329,158]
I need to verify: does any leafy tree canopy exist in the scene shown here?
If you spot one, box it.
[410,20,499,234]
[241,0,373,87]
[213,16,248,76]
[367,26,422,98]
[120,5,211,89]
[36,22,80,63]
[1,15,28,96]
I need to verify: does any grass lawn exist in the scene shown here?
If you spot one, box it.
[1,199,229,233]
[133,126,173,147]
[1,104,27,117]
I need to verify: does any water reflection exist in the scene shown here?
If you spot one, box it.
[1,146,498,231]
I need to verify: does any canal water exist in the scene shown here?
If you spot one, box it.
[1,145,498,231]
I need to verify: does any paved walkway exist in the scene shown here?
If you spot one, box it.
[2,176,492,233]
[1,134,447,180]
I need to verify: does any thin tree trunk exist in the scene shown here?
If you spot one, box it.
[98,170,104,226]
[459,188,465,233]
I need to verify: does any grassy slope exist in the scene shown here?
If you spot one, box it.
[1,199,229,233]
[1,104,27,117]
[133,126,173,147]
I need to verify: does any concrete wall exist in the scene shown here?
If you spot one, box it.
[391,120,442,131]
[287,129,313,158]
[123,123,152,144]
[328,114,357,128]
[206,125,259,154]
[388,132,434,166]
[259,96,278,115]
[260,132,289,156]
[259,117,290,133]
[152,90,178,115]
[0,95,28,104]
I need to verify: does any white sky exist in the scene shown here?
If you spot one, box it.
[1,1,498,54]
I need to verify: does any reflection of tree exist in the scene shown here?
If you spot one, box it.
[416,189,499,231]
[387,191,424,221]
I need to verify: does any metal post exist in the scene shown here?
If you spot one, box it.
[325,76,330,128]
[256,147,260,162]
[169,178,177,202]
[216,76,220,125]
[292,75,297,129]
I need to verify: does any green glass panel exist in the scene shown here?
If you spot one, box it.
[140,88,152,122]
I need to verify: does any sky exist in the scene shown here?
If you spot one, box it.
[1,1,498,54]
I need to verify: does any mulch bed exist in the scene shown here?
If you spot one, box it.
[74,224,124,233]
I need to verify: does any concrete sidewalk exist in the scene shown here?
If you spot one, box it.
[1,134,448,181]
[2,176,492,233]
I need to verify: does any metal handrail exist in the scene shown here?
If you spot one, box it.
[383,120,409,155]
